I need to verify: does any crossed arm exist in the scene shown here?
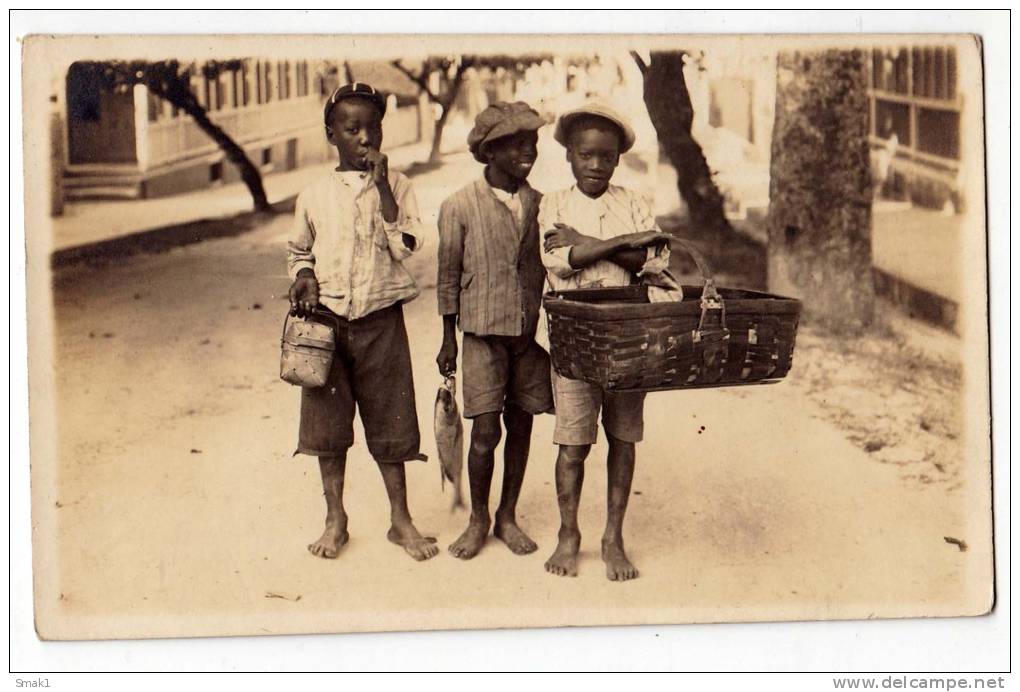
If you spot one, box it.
[543,223,671,274]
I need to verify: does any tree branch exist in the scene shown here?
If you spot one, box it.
[439,59,471,109]
[629,50,648,74]
[391,59,439,103]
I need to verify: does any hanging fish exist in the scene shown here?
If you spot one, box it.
[433,375,465,511]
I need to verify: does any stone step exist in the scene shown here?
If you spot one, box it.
[63,173,141,188]
[62,164,142,200]
[64,162,139,176]
[64,185,140,201]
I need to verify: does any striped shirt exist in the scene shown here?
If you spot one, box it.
[437,177,545,337]
[287,170,425,320]
[539,184,660,291]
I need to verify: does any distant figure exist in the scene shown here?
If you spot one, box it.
[944,166,964,216]
[286,83,438,562]
[872,113,899,200]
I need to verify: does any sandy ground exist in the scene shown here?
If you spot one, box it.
[789,320,965,490]
[51,141,438,252]
[35,149,992,642]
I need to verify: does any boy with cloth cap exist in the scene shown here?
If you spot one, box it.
[436,102,554,560]
[287,82,438,562]
[539,101,679,582]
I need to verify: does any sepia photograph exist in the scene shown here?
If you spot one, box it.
[19,27,994,648]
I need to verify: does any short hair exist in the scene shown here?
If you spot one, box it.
[327,94,384,127]
[564,114,625,151]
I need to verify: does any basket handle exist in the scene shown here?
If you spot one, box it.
[281,307,339,343]
[664,237,729,377]
[665,237,723,309]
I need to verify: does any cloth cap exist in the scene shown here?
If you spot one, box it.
[553,101,636,153]
[467,102,545,163]
[324,82,388,125]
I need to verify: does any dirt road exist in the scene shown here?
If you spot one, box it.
[36,155,991,640]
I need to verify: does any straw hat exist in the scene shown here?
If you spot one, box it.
[553,101,636,153]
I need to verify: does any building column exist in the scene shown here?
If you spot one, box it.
[243,59,253,107]
[133,83,150,172]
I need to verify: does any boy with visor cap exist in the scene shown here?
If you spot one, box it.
[287,82,438,562]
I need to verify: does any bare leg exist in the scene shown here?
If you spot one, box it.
[544,444,589,577]
[449,412,500,559]
[377,461,439,561]
[308,454,350,559]
[493,404,538,555]
[602,434,639,581]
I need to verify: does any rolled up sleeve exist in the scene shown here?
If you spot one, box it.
[543,246,578,278]
[287,193,316,279]
[436,199,464,316]
[538,195,579,278]
[381,175,426,261]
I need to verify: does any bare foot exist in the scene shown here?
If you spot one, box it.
[494,518,538,555]
[307,520,349,559]
[602,538,639,582]
[448,517,490,560]
[544,530,580,577]
[386,523,439,561]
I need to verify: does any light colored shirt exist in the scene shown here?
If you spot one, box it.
[489,183,526,229]
[287,169,425,320]
[437,178,545,337]
[539,184,660,291]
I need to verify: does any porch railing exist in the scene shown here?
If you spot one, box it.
[144,95,322,170]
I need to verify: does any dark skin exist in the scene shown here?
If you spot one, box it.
[294,97,437,562]
[543,120,660,581]
[542,121,670,272]
[437,129,541,560]
[289,97,415,318]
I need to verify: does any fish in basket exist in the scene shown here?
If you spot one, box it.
[543,240,802,393]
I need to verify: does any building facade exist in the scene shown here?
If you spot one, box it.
[59,59,430,201]
[671,42,972,221]
[867,45,965,212]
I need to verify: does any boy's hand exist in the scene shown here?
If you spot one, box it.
[623,230,671,250]
[544,223,593,252]
[288,272,319,317]
[366,149,389,186]
[436,336,458,377]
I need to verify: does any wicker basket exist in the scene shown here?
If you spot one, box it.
[543,241,801,392]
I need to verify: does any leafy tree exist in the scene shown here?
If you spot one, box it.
[766,49,874,331]
[72,60,271,212]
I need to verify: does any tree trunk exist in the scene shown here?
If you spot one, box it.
[427,66,467,164]
[635,51,731,233]
[158,85,272,212]
[766,49,874,332]
[428,106,450,163]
